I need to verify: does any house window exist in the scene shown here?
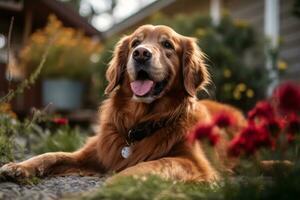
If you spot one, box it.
[0,34,7,63]
[0,34,6,49]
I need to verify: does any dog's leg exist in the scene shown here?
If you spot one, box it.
[0,136,102,180]
[0,152,79,179]
[109,157,219,183]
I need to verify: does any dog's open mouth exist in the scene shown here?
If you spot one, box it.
[130,70,168,97]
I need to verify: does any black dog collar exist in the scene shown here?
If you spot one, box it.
[125,118,170,145]
[121,117,172,159]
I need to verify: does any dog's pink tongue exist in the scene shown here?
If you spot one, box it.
[130,80,154,96]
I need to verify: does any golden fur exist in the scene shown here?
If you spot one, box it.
[0,25,246,182]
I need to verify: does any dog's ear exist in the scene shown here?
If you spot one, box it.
[182,37,210,97]
[105,36,130,94]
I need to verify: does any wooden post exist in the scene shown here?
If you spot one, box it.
[264,0,280,95]
[264,0,279,48]
[23,8,33,45]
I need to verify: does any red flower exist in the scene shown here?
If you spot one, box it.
[273,82,300,114]
[244,140,257,155]
[53,117,69,125]
[262,118,284,137]
[187,124,213,143]
[208,132,220,146]
[193,124,213,140]
[228,123,273,157]
[213,112,235,128]
[255,126,272,148]
[240,124,259,139]
[228,136,245,157]
[243,124,272,148]
[286,114,300,135]
[188,123,219,146]
[248,101,275,121]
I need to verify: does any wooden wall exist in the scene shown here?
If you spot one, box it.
[226,0,300,82]
[279,0,300,81]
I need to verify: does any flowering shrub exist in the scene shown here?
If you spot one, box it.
[0,108,44,165]
[20,15,102,80]
[190,82,300,166]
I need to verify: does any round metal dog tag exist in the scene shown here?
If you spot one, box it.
[121,146,132,159]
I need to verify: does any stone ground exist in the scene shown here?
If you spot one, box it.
[0,175,106,200]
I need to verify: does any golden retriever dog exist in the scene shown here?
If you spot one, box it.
[0,25,245,183]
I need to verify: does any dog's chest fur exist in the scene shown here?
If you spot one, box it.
[95,95,195,172]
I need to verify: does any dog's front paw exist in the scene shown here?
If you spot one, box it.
[0,163,33,181]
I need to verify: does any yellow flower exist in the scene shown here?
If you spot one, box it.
[233,90,241,100]
[223,83,232,92]
[234,20,249,28]
[195,28,207,38]
[19,14,103,75]
[223,68,232,78]
[277,60,288,71]
[222,9,230,17]
[0,103,17,118]
[246,89,254,98]
[237,83,247,92]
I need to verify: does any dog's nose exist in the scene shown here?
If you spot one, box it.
[133,47,152,64]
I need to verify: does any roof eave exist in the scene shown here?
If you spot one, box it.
[103,0,176,39]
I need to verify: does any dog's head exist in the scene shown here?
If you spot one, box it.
[105,25,209,103]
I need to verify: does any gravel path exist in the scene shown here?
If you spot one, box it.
[0,175,106,200]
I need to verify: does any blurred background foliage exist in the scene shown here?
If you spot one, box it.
[96,13,271,111]
[20,15,102,81]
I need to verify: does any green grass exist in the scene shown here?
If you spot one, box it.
[31,126,86,154]
[74,166,300,200]
[76,176,220,200]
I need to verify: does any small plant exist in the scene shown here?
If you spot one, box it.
[0,109,87,166]
[0,107,45,165]
[32,120,86,154]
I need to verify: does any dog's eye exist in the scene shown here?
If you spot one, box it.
[131,40,141,48]
[162,40,174,49]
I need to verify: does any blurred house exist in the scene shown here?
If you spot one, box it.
[104,0,300,82]
[0,0,102,114]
